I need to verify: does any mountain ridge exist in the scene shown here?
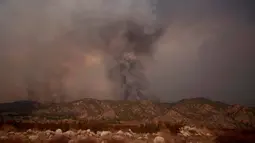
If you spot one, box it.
[1,98,255,130]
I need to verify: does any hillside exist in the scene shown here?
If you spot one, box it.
[27,98,254,129]
[1,98,255,143]
[1,98,255,130]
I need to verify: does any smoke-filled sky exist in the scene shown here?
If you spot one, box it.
[150,0,255,106]
[0,0,255,106]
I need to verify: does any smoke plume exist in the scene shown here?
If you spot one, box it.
[0,0,161,102]
[0,0,255,106]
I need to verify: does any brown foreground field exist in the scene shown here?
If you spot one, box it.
[0,121,255,143]
[0,98,255,142]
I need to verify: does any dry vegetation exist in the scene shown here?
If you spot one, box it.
[1,98,255,142]
[1,120,184,134]
[0,120,255,143]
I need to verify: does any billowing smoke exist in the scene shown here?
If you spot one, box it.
[1,0,255,105]
[0,0,164,103]
[101,20,165,101]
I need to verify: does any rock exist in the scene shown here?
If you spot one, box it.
[55,129,63,134]
[100,131,111,137]
[45,130,53,136]
[112,135,125,141]
[143,135,149,140]
[97,131,101,136]
[153,136,165,143]
[77,130,82,134]
[116,130,124,135]
[137,137,143,140]
[86,129,91,133]
[179,126,194,137]
[125,132,133,138]
[128,129,134,134]
[64,130,75,137]
[80,130,87,135]
[89,131,96,137]
[27,129,33,134]
[180,130,190,137]
[29,135,39,142]
[8,131,15,135]
[179,126,213,137]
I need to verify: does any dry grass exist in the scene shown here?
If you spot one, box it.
[1,121,255,143]
[0,120,187,134]
[0,124,17,132]
[48,135,70,143]
[0,137,26,143]
[214,129,255,143]
[164,122,185,135]
[76,137,98,143]
[3,120,255,143]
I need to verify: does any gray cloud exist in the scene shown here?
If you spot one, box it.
[0,0,157,102]
[0,0,255,106]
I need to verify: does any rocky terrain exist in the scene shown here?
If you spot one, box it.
[28,98,255,129]
[0,98,255,142]
[0,126,216,143]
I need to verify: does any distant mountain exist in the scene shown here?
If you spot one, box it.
[156,98,254,129]
[0,100,40,114]
[0,98,254,129]
[29,97,255,129]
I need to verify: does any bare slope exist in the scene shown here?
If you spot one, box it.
[31,98,255,129]
[1,98,255,129]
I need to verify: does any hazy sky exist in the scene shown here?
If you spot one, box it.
[149,0,255,106]
[0,0,254,106]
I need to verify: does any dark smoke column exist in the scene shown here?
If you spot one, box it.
[119,51,148,100]
[104,20,165,101]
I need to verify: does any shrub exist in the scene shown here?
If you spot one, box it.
[164,122,185,135]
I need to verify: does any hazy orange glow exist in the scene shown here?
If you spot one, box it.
[84,53,102,67]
